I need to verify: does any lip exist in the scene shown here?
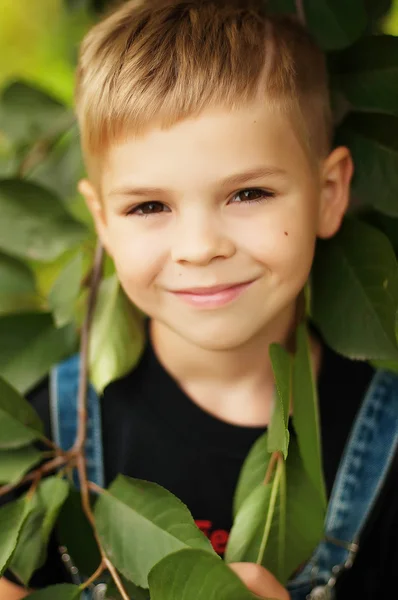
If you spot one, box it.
[170,279,257,308]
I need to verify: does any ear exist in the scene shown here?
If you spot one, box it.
[317,146,354,239]
[78,179,112,256]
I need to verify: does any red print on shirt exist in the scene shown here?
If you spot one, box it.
[195,519,230,555]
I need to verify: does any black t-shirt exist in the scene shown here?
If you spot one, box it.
[3,324,398,599]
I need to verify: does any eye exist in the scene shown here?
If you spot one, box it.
[125,201,169,217]
[230,188,276,204]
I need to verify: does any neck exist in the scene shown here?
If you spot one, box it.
[150,303,298,388]
[148,296,321,427]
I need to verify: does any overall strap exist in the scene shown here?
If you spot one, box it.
[49,352,105,489]
[288,369,398,599]
[50,353,106,599]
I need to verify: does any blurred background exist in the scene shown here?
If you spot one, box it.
[1,0,398,113]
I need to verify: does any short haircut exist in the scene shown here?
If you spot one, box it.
[75,0,333,178]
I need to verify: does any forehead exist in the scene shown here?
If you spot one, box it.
[101,100,312,194]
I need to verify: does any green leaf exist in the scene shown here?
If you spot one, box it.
[233,432,271,518]
[0,81,70,146]
[0,179,88,262]
[0,252,45,316]
[0,312,77,394]
[26,584,81,600]
[225,437,324,584]
[9,477,70,585]
[94,475,215,589]
[311,218,398,361]
[292,323,327,507]
[106,577,150,600]
[89,275,145,394]
[335,113,398,217]
[303,0,367,51]
[0,498,33,577]
[57,487,102,579]
[0,376,44,449]
[148,549,257,600]
[335,36,398,116]
[48,251,83,327]
[268,344,291,459]
[359,210,398,257]
[27,125,84,200]
[0,446,43,483]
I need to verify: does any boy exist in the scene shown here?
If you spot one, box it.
[1,0,398,598]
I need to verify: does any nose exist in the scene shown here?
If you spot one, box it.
[170,208,235,266]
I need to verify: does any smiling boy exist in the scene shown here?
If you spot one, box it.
[2,1,398,599]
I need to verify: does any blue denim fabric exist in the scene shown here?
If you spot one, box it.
[287,369,398,599]
[51,356,398,600]
[50,353,105,599]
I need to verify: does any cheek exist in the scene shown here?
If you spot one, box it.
[107,225,166,291]
[244,203,316,277]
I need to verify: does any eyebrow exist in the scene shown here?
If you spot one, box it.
[108,166,288,198]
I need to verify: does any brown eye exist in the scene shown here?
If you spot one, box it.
[231,188,276,204]
[127,201,168,216]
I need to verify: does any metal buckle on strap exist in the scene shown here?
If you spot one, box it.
[58,545,107,598]
[306,535,359,599]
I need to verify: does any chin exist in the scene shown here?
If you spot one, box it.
[179,318,262,352]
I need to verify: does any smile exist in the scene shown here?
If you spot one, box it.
[170,279,257,309]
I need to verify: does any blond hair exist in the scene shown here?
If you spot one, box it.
[75,0,332,177]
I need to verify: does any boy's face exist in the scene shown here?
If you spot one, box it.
[82,98,352,350]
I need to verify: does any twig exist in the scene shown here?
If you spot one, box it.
[103,558,131,600]
[39,436,62,451]
[257,454,284,565]
[71,239,130,600]
[80,559,106,590]
[72,240,105,454]
[263,451,279,486]
[0,454,68,498]
[17,112,76,178]
[88,481,105,495]
[295,0,305,25]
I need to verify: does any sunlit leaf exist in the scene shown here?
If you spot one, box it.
[0,252,45,316]
[226,437,324,584]
[0,179,88,262]
[0,498,33,577]
[89,275,145,394]
[311,218,398,360]
[148,549,257,600]
[48,251,83,327]
[233,432,271,518]
[106,577,150,600]
[0,446,43,483]
[292,323,327,507]
[28,125,84,200]
[0,376,44,449]
[0,312,77,394]
[303,0,367,50]
[268,344,291,459]
[94,475,215,588]
[0,81,69,146]
[9,478,70,585]
[336,113,398,217]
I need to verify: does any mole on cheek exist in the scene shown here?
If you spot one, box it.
[284,231,288,236]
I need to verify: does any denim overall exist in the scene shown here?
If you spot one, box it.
[50,354,398,600]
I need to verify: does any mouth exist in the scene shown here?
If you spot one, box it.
[170,278,258,308]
